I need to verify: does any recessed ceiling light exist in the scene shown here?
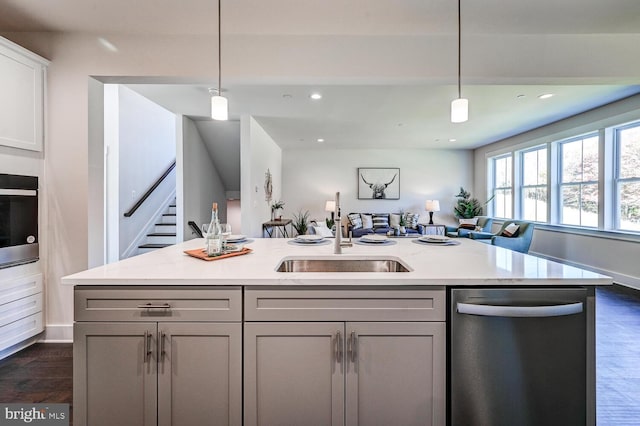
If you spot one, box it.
[516,94,526,99]
[449,138,457,142]
[434,138,440,142]
[310,93,322,100]
[317,138,325,143]
[282,94,292,99]
[538,93,554,99]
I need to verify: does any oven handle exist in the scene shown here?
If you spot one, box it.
[0,189,37,196]
[457,301,583,317]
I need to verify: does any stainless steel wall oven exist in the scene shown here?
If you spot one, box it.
[0,173,39,268]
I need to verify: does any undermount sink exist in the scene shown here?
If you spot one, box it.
[275,256,411,273]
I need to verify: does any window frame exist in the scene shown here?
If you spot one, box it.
[614,121,640,232]
[491,153,513,219]
[520,145,548,223]
[557,133,600,228]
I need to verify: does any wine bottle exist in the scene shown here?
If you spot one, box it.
[205,202,222,256]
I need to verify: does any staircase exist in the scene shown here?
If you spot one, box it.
[137,202,177,255]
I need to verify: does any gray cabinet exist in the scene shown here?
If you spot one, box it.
[73,286,242,426]
[244,287,446,426]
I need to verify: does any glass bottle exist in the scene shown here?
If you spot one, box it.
[205,202,222,256]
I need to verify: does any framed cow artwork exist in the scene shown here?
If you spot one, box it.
[357,167,400,200]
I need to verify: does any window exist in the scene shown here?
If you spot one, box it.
[559,134,599,227]
[521,146,547,222]
[615,123,640,231]
[492,154,512,218]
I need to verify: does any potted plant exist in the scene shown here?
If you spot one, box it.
[271,200,285,220]
[454,187,493,219]
[292,210,310,236]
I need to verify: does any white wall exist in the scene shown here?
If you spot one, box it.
[182,116,227,240]
[241,116,282,237]
[474,94,640,289]
[116,85,176,257]
[282,148,474,226]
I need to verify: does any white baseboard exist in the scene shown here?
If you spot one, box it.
[41,323,73,343]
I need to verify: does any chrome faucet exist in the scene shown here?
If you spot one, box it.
[334,191,352,254]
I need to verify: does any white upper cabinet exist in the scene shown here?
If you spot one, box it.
[0,37,49,152]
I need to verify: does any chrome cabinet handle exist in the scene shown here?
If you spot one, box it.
[144,331,152,362]
[336,331,343,362]
[349,331,358,363]
[457,301,583,317]
[158,331,166,360]
[137,302,171,310]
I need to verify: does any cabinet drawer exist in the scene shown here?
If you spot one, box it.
[245,287,445,321]
[75,286,241,322]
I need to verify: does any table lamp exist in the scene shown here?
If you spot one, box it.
[425,200,440,224]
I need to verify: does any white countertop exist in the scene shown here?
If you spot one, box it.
[62,237,612,286]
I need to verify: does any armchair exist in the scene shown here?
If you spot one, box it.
[469,220,534,253]
[446,216,493,238]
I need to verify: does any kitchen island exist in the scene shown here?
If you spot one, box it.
[63,237,611,426]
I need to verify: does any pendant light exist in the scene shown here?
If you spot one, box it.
[451,0,468,123]
[211,0,228,121]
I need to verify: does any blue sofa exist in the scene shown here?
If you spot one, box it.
[469,220,535,253]
[445,216,493,238]
[346,213,423,237]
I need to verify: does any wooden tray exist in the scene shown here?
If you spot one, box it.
[184,247,252,261]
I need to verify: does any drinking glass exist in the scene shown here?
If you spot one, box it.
[201,223,210,239]
[220,223,232,251]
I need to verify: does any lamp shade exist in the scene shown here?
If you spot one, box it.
[451,98,468,123]
[211,95,228,121]
[425,200,440,212]
[325,200,336,212]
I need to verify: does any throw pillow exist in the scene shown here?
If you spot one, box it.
[402,212,420,229]
[372,213,390,228]
[348,213,363,229]
[501,223,520,237]
[458,223,476,230]
[389,213,401,228]
[313,225,334,237]
[360,214,374,229]
[459,218,479,226]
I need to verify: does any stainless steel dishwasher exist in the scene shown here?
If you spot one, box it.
[450,287,588,426]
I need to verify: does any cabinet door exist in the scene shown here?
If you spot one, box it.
[157,323,242,426]
[0,40,45,151]
[244,322,345,426]
[73,322,157,426]
[345,322,446,426]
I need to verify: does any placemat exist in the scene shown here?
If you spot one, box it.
[287,239,332,246]
[411,239,460,247]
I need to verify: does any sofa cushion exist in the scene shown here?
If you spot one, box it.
[403,212,420,229]
[501,223,520,237]
[348,213,362,229]
[360,214,373,229]
[372,213,390,228]
[389,213,401,228]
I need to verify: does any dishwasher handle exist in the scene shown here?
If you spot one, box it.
[457,301,583,318]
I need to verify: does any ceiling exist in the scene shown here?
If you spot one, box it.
[2,0,640,150]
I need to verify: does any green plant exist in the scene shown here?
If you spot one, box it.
[271,200,285,212]
[454,187,494,219]
[325,218,335,229]
[292,210,310,236]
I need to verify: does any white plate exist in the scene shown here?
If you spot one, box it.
[419,235,451,243]
[295,234,325,242]
[226,234,247,242]
[360,234,388,243]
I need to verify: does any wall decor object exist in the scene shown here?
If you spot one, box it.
[358,168,400,200]
[264,169,272,203]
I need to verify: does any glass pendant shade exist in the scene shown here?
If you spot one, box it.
[211,95,228,121]
[451,98,468,123]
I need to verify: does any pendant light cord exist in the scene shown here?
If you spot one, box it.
[457,0,461,99]
[218,0,222,95]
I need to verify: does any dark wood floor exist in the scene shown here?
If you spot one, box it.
[0,284,637,426]
[0,342,73,424]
